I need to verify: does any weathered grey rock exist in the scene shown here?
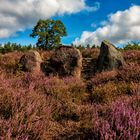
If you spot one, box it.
[97,40,124,72]
[43,46,82,78]
[19,50,42,73]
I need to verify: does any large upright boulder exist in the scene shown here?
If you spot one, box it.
[19,50,42,73]
[44,46,82,78]
[97,40,124,72]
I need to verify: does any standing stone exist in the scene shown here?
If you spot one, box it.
[97,40,124,72]
[45,46,82,78]
[19,50,42,73]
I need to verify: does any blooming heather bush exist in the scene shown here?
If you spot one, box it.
[101,97,140,140]
[51,104,98,139]
[63,77,87,103]
[87,67,140,103]
[0,73,58,139]
[0,72,86,122]
[123,50,140,63]
[117,62,140,82]
[117,82,140,96]
[25,75,86,104]
[0,51,139,140]
[0,73,87,139]
[89,82,117,104]
[0,55,16,73]
[66,97,140,140]
[0,52,23,74]
[50,96,140,140]
[86,70,118,97]
[43,77,86,121]
[87,81,140,104]
[0,83,55,139]
[130,82,140,95]
[90,70,118,86]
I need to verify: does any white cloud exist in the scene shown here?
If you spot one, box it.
[0,0,100,38]
[74,5,140,46]
[91,23,97,28]
[100,20,108,26]
[85,2,100,12]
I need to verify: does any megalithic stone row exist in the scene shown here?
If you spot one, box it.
[19,40,125,78]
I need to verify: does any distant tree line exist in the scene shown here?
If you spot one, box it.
[123,41,140,50]
[0,41,139,54]
[0,42,35,54]
[73,44,100,50]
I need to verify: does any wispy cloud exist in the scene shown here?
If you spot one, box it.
[85,2,100,12]
[91,23,97,28]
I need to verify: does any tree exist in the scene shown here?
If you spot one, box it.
[30,19,67,49]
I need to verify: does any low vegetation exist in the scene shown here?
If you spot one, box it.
[0,45,139,139]
[0,42,34,54]
[124,41,140,50]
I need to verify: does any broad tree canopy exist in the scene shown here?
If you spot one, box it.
[30,19,67,49]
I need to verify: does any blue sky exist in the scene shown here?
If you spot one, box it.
[0,0,140,46]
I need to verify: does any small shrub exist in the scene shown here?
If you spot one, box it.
[0,87,55,139]
[117,62,140,82]
[90,82,117,104]
[91,70,117,86]
[103,97,140,140]
[123,50,140,63]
